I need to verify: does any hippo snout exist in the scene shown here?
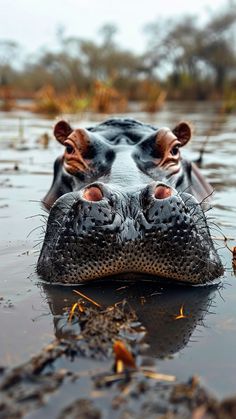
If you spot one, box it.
[37,181,223,285]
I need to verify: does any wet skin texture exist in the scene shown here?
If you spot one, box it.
[37,118,223,285]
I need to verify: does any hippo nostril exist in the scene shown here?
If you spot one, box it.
[83,186,104,202]
[154,185,172,200]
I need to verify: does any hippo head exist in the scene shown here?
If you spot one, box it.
[37,118,223,285]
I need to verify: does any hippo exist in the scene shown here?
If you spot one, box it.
[37,118,223,285]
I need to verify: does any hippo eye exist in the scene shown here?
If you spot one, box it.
[171,146,180,156]
[65,144,74,154]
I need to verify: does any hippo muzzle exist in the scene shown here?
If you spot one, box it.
[37,180,223,285]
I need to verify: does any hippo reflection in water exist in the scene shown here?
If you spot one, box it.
[43,281,217,358]
[37,118,223,284]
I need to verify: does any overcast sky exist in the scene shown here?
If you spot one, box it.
[0,0,230,54]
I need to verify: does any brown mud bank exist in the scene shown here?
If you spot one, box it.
[1,294,236,419]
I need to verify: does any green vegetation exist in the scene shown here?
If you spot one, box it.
[0,3,236,113]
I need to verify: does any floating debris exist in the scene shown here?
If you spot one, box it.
[68,302,84,323]
[175,304,187,320]
[113,340,136,372]
[73,289,102,308]
[223,237,236,275]
[232,246,236,275]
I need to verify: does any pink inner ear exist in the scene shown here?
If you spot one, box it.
[54,121,73,144]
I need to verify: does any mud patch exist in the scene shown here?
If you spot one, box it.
[0,300,236,419]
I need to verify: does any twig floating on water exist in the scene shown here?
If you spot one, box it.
[73,289,102,308]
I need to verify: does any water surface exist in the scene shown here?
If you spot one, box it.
[0,102,235,398]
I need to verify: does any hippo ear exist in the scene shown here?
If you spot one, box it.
[54,120,73,145]
[172,122,191,147]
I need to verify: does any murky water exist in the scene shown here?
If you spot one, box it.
[0,102,235,399]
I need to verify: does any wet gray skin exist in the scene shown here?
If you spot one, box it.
[37,118,223,285]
